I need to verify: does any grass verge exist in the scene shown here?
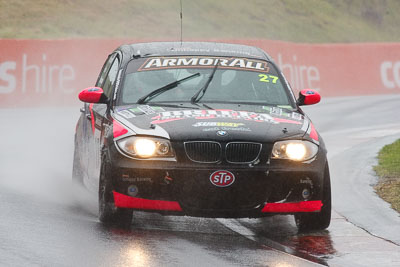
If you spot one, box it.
[1,0,400,42]
[374,139,400,213]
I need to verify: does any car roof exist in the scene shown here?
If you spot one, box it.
[117,42,271,62]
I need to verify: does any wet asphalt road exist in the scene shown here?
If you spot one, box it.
[1,94,400,266]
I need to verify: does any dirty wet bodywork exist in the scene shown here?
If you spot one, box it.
[73,42,331,230]
[109,105,327,218]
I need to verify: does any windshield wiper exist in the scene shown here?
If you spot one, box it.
[137,72,200,104]
[146,102,200,109]
[197,102,214,110]
[190,62,219,104]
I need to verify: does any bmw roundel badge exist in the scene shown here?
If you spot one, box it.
[217,130,228,137]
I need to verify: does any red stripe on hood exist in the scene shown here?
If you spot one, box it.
[113,120,128,138]
[309,122,319,141]
[151,117,185,124]
[273,118,302,125]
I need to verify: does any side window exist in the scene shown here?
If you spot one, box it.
[95,54,116,88]
[102,57,120,98]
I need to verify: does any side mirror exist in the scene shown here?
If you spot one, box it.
[78,87,108,104]
[297,89,321,106]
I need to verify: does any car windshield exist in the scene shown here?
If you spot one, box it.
[118,56,294,108]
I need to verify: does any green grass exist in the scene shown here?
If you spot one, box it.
[374,139,400,213]
[1,0,400,42]
[375,140,400,178]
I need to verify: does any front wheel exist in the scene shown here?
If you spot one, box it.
[98,157,133,225]
[295,163,331,231]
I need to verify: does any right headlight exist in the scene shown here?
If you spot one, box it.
[116,136,175,159]
[272,140,318,161]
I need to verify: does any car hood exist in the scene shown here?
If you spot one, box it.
[113,104,310,143]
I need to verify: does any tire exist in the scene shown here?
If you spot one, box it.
[72,143,84,185]
[295,163,331,231]
[98,156,133,226]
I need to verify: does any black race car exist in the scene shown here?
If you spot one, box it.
[73,42,331,230]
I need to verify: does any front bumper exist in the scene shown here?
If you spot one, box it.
[114,190,323,214]
[108,140,327,218]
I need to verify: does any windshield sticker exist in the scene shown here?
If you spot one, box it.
[169,47,261,58]
[258,74,279,83]
[139,57,270,73]
[151,110,277,125]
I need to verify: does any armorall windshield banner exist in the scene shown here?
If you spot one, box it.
[1,39,400,107]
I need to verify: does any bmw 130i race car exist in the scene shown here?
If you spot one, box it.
[73,42,331,230]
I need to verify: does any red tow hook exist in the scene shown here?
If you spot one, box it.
[164,172,173,184]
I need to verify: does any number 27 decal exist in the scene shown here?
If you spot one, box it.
[258,74,279,83]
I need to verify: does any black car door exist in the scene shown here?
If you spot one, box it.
[86,53,121,190]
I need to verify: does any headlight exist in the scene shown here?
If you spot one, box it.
[272,140,318,161]
[134,139,157,157]
[116,137,175,158]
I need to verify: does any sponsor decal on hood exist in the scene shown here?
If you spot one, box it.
[150,109,302,125]
[193,121,251,132]
[151,109,277,125]
[192,122,245,127]
[261,106,303,121]
[113,106,308,142]
[117,105,165,118]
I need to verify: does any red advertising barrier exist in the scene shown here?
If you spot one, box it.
[1,39,400,107]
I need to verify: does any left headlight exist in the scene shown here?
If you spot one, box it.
[116,136,175,158]
[271,140,318,161]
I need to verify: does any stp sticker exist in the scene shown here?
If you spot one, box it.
[209,170,235,187]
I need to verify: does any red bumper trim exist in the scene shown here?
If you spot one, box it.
[113,191,183,211]
[261,200,323,213]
